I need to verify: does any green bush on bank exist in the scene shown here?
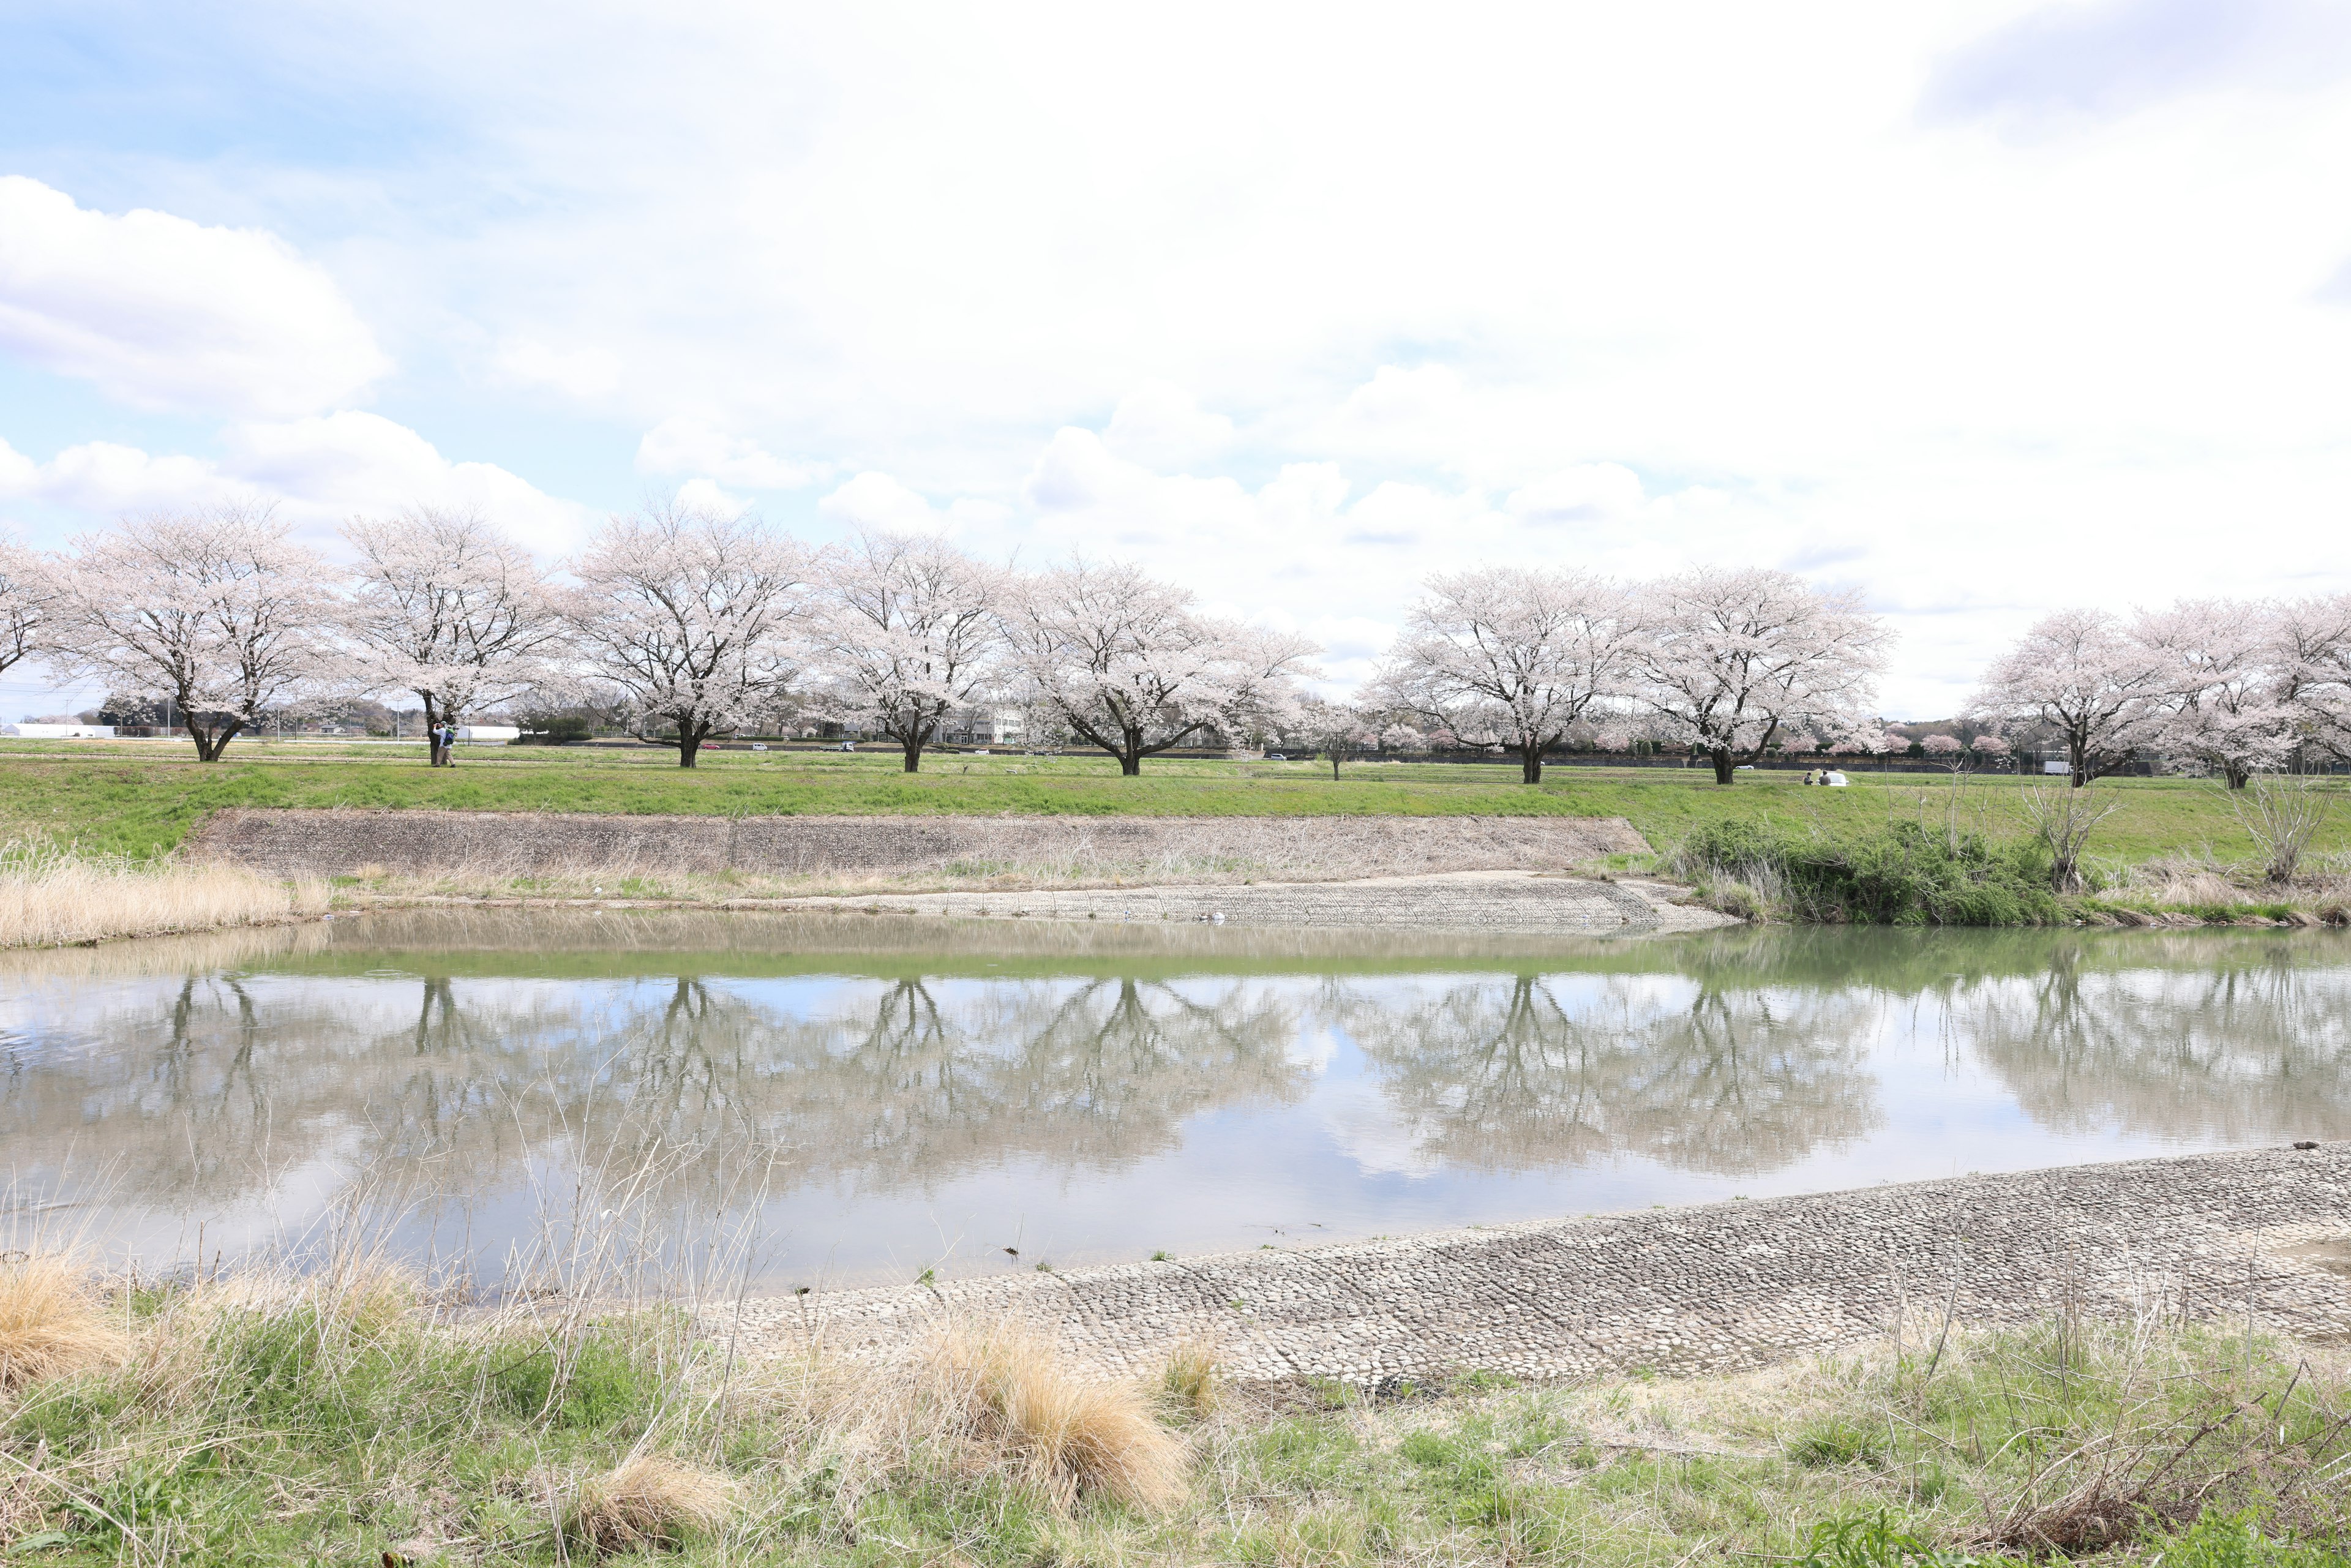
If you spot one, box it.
[1672,820,2067,926]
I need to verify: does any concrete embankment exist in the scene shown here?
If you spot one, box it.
[740,1144,2351,1386]
[191,808,1648,884]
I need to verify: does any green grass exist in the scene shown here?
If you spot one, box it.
[5,1271,2347,1566]
[1,738,2341,870]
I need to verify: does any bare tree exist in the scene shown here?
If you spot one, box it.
[1631,566,1890,785]
[1001,558,1318,775]
[1374,566,1636,784]
[49,504,345,761]
[804,531,1003,773]
[563,502,816,768]
[2226,773,2336,886]
[2019,782,2122,894]
[1969,609,2163,787]
[342,508,565,766]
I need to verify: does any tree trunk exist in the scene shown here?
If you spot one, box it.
[902,737,923,773]
[1520,747,1543,784]
[678,727,703,768]
[1711,749,1737,785]
[191,718,241,762]
[1332,753,1341,781]
[2225,763,2250,790]
[1120,753,1142,776]
[424,694,445,766]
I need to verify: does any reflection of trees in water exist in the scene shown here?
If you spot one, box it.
[1327,973,1884,1177]
[0,969,1306,1214]
[1956,942,2351,1141]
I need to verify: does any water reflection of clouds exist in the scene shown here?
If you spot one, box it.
[5,922,2350,1275]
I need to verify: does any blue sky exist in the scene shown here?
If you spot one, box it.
[4,0,2351,717]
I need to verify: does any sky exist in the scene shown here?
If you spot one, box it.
[2,0,2349,720]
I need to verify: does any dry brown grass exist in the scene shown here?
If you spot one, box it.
[0,1253,129,1395]
[563,1455,735,1555]
[924,1323,1189,1512]
[0,841,328,948]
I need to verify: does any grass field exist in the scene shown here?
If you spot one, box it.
[1,738,2344,876]
[2,1250,2346,1566]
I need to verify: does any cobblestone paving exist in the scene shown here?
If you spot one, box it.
[734,1145,2351,1384]
[768,870,1733,935]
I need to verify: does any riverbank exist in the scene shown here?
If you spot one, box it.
[748,1143,2351,1383]
[6,1149,2349,1564]
[5,743,2342,872]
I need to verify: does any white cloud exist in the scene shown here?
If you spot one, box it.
[818,471,943,532]
[636,415,816,489]
[1506,465,1646,525]
[0,177,388,418]
[1100,381,1234,470]
[671,476,751,516]
[0,414,588,555]
[492,337,623,399]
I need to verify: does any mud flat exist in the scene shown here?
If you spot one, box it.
[190,808,1648,883]
[741,1144,2351,1386]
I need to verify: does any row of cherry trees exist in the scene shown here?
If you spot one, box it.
[1968,601,2351,788]
[0,503,1318,771]
[2,501,2336,786]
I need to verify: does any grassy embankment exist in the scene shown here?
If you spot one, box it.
[0,739,2346,931]
[1,1250,2347,1566]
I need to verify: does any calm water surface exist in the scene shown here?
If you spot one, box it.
[4,910,2346,1286]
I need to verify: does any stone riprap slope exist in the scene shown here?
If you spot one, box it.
[741,1146,2351,1386]
[769,869,1730,934]
[192,809,1648,884]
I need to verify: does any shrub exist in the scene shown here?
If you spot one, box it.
[1672,820,2064,926]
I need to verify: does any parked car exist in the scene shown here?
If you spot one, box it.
[1264,752,1286,761]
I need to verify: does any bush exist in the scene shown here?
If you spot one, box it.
[1673,820,2065,926]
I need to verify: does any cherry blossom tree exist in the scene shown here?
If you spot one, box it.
[2275,592,2351,760]
[1288,696,1380,779]
[49,505,344,760]
[563,502,816,768]
[2131,598,2295,789]
[0,536,56,680]
[342,508,565,766]
[1970,734,2012,760]
[1002,558,1319,775]
[1967,609,2164,787]
[804,531,1003,773]
[1922,733,1962,756]
[1373,567,1637,784]
[1630,567,1891,785]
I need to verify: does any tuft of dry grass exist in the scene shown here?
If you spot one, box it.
[0,1253,128,1395]
[925,1323,1190,1512]
[0,839,328,949]
[563,1455,735,1555]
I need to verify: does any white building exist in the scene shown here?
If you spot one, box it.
[1,724,114,739]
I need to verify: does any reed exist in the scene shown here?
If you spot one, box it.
[0,839,327,949]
